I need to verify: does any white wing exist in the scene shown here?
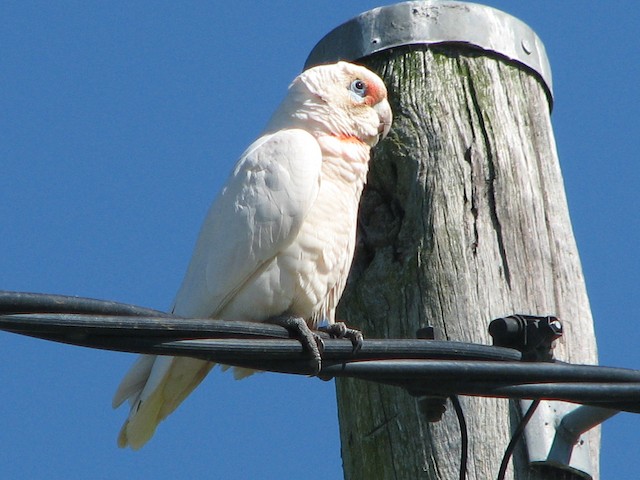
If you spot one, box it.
[172,128,322,318]
[114,128,322,449]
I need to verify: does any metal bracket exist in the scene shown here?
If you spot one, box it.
[488,314,609,478]
[522,400,618,479]
[304,1,553,107]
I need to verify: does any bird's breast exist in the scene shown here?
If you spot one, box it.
[217,143,371,327]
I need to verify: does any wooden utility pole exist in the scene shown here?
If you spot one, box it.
[306,3,599,480]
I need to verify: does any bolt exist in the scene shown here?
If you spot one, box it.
[416,326,435,340]
[418,396,447,422]
[549,319,562,332]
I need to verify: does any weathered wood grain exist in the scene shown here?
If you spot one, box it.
[335,46,598,480]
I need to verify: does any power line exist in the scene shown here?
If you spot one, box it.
[1,291,639,413]
[2,290,634,479]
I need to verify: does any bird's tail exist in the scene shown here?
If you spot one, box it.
[112,355,214,450]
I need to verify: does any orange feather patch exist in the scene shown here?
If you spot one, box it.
[333,133,367,146]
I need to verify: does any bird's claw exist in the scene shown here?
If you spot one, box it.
[266,317,363,374]
[266,315,323,374]
[318,322,364,353]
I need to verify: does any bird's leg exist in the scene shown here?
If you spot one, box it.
[318,322,364,353]
[266,315,323,374]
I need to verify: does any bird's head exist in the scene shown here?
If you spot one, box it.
[278,62,392,148]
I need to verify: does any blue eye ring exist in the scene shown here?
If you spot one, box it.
[350,79,367,97]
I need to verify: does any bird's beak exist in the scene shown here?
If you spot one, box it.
[374,100,392,141]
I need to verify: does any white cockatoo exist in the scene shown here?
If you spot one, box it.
[112,61,392,449]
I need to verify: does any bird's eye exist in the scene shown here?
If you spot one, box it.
[349,79,367,98]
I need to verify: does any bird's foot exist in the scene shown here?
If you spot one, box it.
[318,322,364,353]
[266,315,323,374]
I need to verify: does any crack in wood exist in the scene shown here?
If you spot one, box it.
[464,145,480,256]
[466,71,512,289]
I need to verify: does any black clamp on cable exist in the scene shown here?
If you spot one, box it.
[488,314,562,362]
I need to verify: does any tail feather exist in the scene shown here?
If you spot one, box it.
[113,355,214,449]
[219,363,258,380]
[112,354,155,409]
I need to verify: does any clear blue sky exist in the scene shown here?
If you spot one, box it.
[1,2,638,479]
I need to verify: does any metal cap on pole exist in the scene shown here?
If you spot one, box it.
[305,1,553,108]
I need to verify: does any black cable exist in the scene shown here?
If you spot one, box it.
[0,314,522,361]
[496,399,540,480]
[326,360,640,384]
[450,395,468,480]
[0,290,170,317]
[3,315,640,408]
[4,313,640,410]
[2,291,640,412]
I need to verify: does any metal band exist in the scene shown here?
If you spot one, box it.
[305,1,553,104]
